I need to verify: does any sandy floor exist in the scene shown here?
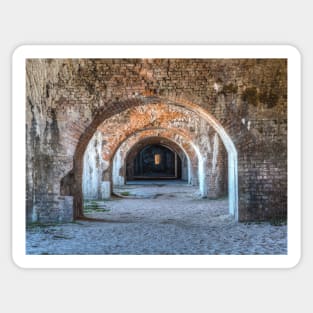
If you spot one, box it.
[26,183,287,255]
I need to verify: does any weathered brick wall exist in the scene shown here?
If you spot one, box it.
[26,58,287,222]
[82,131,108,200]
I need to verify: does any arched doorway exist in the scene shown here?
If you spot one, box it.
[127,144,181,180]
[70,96,238,221]
[111,131,199,187]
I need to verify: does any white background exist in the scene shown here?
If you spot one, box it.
[1,0,310,312]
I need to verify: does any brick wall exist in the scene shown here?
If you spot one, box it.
[26,58,287,222]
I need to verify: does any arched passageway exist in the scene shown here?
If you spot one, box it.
[129,142,186,182]
[111,130,199,187]
[74,97,238,220]
[127,143,182,180]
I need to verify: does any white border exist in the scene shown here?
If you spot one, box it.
[12,45,301,268]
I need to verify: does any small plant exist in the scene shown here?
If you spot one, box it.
[270,217,287,226]
[26,222,58,229]
[83,200,110,213]
[95,208,110,212]
[84,200,99,210]
[89,201,99,209]
[120,191,131,196]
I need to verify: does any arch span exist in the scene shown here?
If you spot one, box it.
[112,135,196,186]
[73,96,238,220]
[111,130,200,188]
[127,142,182,180]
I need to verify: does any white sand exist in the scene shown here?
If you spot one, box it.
[26,184,287,255]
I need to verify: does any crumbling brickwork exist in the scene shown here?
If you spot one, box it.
[26,58,287,222]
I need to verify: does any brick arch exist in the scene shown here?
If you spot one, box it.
[125,139,185,181]
[80,102,208,205]
[163,96,238,219]
[111,130,200,188]
[72,98,146,218]
[72,96,238,220]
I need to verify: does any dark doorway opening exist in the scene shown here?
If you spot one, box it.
[127,144,182,180]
